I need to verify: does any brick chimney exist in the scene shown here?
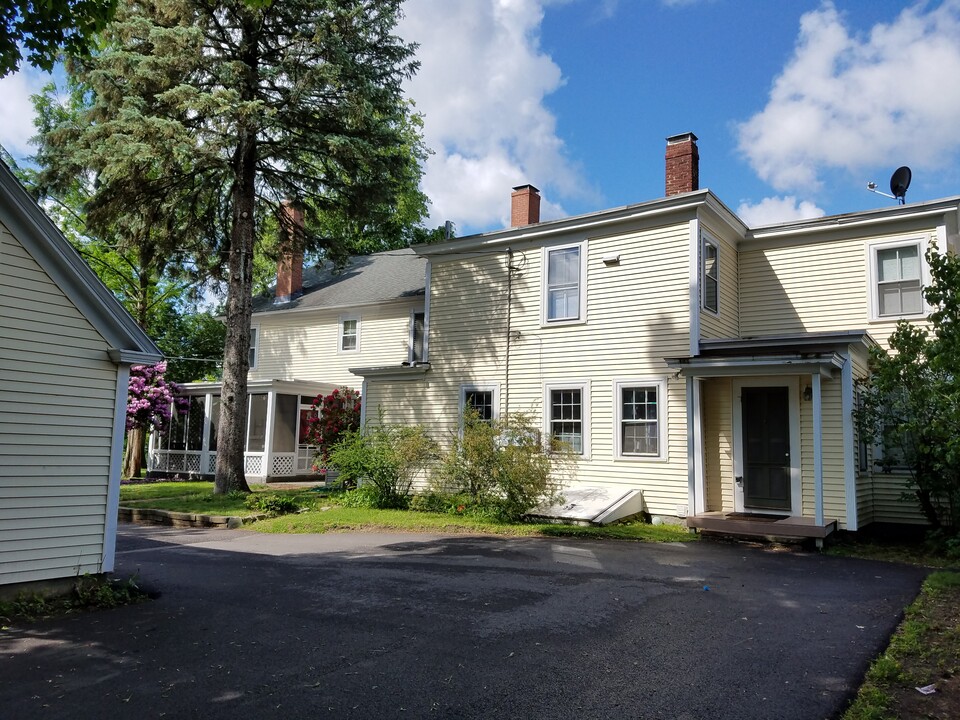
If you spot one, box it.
[665,132,699,196]
[275,200,304,304]
[511,184,541,227]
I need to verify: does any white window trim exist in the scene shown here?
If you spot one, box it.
[544,380,591,459]
[459,383,500,425]
[338,314,361,353]
[249,325,259,369]
[613,378,668,462]
[540,241,587,326]
[408,309,426,363]
[701,231,719,316]
[866,236,929,322]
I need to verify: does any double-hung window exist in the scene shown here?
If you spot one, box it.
[545,382,590,456]
[869,239,924,319]
[615,379,667,460]
[543,243,585,323]
[702,234,719,314]
[339,315,360,352]
[248,326,259,369]
[460,384,498,424]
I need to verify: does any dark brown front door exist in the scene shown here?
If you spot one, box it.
[741,386,791,511]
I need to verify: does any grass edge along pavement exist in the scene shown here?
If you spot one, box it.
[118,481,695,541]
[842,570,960,720]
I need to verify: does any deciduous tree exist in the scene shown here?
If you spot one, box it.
[857,244,960,530]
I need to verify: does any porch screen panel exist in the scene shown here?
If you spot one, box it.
[187,397,205,451]
[209,396,220,451]
[247,394,268,452]
[273,394,298,453]
[168,403,188,450]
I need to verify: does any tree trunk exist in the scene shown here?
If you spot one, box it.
[214,125,257,495]
[122,426,146,479]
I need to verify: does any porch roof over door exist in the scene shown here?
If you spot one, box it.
[665,330,876,378]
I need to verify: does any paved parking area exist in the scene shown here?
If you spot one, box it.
[0,525,928,719]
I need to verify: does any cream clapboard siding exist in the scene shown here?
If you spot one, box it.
[851,350,874,527]
[0,223,118,585]
[371,222,693,517]
[699,224,739,340]
[849,348,926,526]
[798,376,847,524]
[702,377,733,512]
[250,300,422,388]
[739,229,937,349]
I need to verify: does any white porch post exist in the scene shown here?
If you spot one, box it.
[812,373,824,526]
[841,356,858,531]
[359,379,368,429]
[263,390,276,480]
[692,378,705,514]
[201,392,213,476]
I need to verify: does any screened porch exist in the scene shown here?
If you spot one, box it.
[148,379,337,482]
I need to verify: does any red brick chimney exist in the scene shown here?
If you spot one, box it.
[665,132,699,196]
[511,184,541,227]
[275,200,304,304]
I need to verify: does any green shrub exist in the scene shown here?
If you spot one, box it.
[73,574,144,609]
[327,419,437,509]
[339,484,407,509]
[437,411,571,522]
[245,493,301,515]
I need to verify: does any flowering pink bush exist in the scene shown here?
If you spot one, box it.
[303,386,361,464]
[126,361,189,432]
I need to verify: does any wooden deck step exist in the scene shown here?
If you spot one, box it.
[687,512,837,540]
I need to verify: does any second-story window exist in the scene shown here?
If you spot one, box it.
[249,326,258,369]
[702,235,719,314]
[874,243,922,317]
[544,243,584,323]
[409,311,425,362]
[339,316,360,352]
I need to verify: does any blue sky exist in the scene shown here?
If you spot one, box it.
[3,1,960,235]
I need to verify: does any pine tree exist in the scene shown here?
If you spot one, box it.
[38,0,422,492]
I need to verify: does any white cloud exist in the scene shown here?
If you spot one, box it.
[399,0,591,232]
[0,67,48,158]
[737,1,960,193]
[736,196,825,227]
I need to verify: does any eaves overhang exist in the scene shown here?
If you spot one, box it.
[175,378,339,397]
[743,196,960,247]
[349,363,431,380]
[0,160,161,362]
[414,190,722,257]
[666,352,846,379]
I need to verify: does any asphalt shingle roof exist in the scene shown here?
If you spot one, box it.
[252,247,426,314]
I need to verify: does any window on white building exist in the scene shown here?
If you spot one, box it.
[615,379,667,460]
[870,240,924,318]
[339,316,360,352]
[544,381,590,456]
[543,243,585,323]
[702,235,719,314]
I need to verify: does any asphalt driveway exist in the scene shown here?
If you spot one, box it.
[0,525,928,719]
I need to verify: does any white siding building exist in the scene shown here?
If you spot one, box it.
[0,160,161,590]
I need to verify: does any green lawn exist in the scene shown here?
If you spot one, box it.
[118,481,694,542]
[119,481,327,516]
[842,571,960,720]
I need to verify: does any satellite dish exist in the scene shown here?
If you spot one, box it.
[890,166,912,205]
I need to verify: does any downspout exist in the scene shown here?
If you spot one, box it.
[505,248,513,416]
